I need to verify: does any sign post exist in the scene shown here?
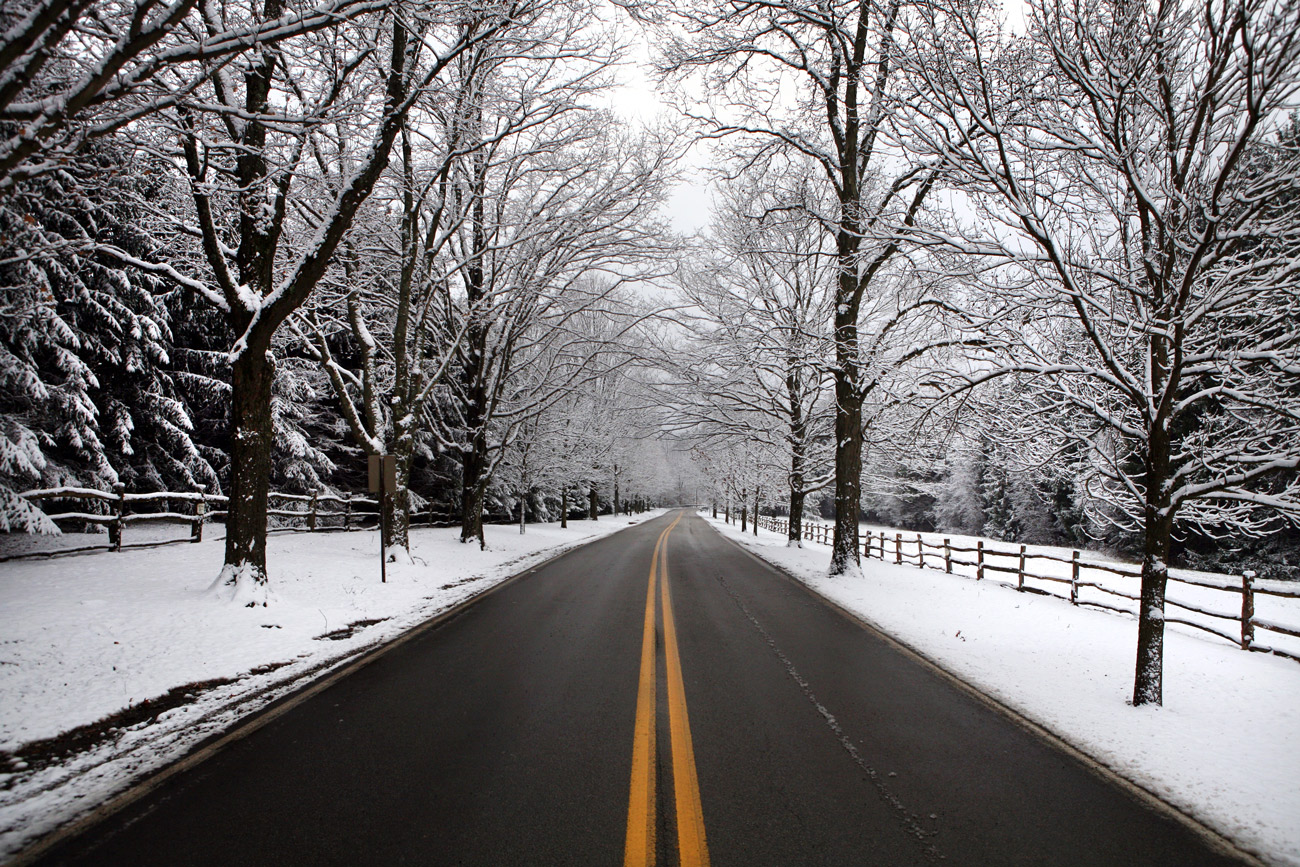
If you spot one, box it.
[368,454,397,583]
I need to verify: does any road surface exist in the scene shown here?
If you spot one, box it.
[25,510,1248,866]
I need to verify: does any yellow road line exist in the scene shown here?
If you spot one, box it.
[624,517,676,867]
[659,522,711,867]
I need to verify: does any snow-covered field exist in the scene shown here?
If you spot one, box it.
[0,513,659,860]
[709,515,1300,866]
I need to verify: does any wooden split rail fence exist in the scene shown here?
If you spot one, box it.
[11,484,389,558]
[756,515,1300,663]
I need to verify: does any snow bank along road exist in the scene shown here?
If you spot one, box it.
[19,510,1256,866]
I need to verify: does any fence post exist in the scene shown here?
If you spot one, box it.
[1241,571,1256,650]
[895,533,902,565]
[878,532,885,560]
[917,534,925,569]
[977,541,984,581]
[1070,551,1080,605]
[308,491,319,532]
[109,482,126,551]
[1017,545,1027,591]
[944,539,952,574]
[343,493,352,530]
[191,484,206,543]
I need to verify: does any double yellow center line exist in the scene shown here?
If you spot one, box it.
[624,513,710,867]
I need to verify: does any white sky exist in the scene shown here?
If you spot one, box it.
[602,36,716,235]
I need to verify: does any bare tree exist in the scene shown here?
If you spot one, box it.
[441,275,664,546]
[0,0,394,190]
[903,0,1300,704]
[498,359,655,530]
[640,0,940,574]
[427,61,675,545]
[498,411,553,532]
[292,2,588,558]
[138,2,512,599]
[664,166,836,545]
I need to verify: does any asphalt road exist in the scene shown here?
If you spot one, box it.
[26,510,1249,866]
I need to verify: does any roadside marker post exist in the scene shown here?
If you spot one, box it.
[368,454,396,583]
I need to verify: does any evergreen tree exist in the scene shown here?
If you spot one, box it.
[0,140,215,529]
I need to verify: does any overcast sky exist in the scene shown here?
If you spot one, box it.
[599,16,717,236]
[603,1,1032,236]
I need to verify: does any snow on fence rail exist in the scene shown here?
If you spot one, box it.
[8,484,415,559]
[756,515,1300,664]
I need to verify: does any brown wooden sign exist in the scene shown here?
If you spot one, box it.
[368,454,396,494]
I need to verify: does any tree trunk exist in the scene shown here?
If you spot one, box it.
[459,440,487,545]
[519,488,526,534]
[740,486,748,533]
[382,447,412,555]
[613,465,620,517]
[561,486,568,528]
[786,386,811,547]
[753,486,760,536]
[712,502,717,518]
[220,349,275,598]
[1133,425,1174,706]
[787,489,805,547]
[829,291,863,575]
[382,485,410,554]
[459,135,490,547]
[1133,522,1172,706]
[588,486,599,520]
[788,449,806,547]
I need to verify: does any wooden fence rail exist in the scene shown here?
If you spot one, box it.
[754,515,1300,663]
[9,485,411,559]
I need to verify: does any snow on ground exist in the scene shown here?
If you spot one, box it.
[0,513,659,860]
[707,515,1300,867]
